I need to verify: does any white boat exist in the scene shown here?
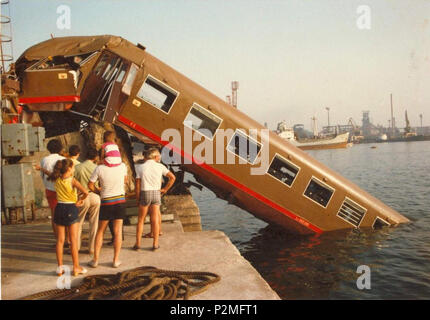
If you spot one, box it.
[277,121,350,150]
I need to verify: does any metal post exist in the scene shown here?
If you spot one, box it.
[31,201,36,221]
[4,207,10,224]
[22,206,27,223]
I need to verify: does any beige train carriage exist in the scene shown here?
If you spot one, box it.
[15,35,409,234]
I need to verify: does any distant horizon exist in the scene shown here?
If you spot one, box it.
[4,0,430,130]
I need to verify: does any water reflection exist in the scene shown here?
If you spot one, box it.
[240,224,396,299]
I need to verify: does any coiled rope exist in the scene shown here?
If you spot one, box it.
[22,266,220,300]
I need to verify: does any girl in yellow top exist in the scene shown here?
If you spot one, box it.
[49,158,88,277]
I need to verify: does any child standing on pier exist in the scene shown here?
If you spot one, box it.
[49,159,89,277]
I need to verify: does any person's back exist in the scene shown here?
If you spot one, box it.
[88,161,128,268]
[75,160,97,192]
[134,148,175,251]
[137,159,169,191]
[55,176,78,203]
[41,153,65,192]
[92,163,127,200]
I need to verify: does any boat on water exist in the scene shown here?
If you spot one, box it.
[4,35,409,234]
[277,121,350,150]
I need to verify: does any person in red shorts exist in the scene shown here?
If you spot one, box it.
[39,139,65,239]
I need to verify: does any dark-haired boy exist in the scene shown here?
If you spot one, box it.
[40,139,65,238]
[68,145,81,166]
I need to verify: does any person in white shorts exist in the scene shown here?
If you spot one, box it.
[133,148,175,251]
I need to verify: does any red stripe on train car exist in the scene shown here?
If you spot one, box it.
[18,95,81,104]
[118,115,323,234]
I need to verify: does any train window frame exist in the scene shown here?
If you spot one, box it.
[102,56,121,81]
[122,63,138,95]
[183,103,223,141]
[303,176,335,208]
[94,52,112,76]
[136,74,179,114]
[226,129,262,165]
[336,197,367,228]
[25,60,65,72]
[75,52,98,66]
[266,153,300,188]
[372,216,390,229]
[115,63,128,84]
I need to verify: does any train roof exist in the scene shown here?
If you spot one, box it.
[16,35,146,66]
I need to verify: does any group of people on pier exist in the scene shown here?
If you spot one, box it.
[37,131,175,276]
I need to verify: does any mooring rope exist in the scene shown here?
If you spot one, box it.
[21,266,220,300]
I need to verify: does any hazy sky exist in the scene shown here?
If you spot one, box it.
[6,0,430,130]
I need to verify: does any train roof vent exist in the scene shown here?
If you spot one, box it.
[336,198,366,228]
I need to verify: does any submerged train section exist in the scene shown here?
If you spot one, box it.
[10,35,409,234]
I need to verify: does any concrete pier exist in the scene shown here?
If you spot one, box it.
[1,219,280,300]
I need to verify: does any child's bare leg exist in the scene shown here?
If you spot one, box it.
[113,219,123,264]
[135,205,149,247]
[56,226,65,268]
[51,211,58,239]
[150,205,161,248]
[158,211,163,235]
[68,223,81,271]
[93,220,109,263]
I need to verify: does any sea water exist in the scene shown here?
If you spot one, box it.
[188,141,430,299]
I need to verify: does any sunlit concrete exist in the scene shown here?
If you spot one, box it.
[1,220,279,300]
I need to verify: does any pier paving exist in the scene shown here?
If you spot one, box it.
[1,220,279,300]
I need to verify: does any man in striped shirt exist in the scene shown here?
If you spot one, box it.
[87,161,128,268]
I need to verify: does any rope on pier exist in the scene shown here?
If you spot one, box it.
[21,266,220,300]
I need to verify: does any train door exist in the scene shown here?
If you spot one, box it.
[77,51,122,117]
[103,63,138,122]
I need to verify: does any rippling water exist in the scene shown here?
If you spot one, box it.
[187,141,430,299]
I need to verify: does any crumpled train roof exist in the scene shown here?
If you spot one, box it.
[16,35,146,66]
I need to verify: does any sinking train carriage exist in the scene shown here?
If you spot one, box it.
[13,35,409,234]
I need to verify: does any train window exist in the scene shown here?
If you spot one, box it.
[373,217,390,229]
[116,64,128,83]
[94,53,111,76]
[267,154,299,187]
[102,56,120,81]
[304,177,334,208]
[137,75,178,113]
[337,197,366,227]
[183,103,222,139]
[122,64,138,95]
[227,130,262,164]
